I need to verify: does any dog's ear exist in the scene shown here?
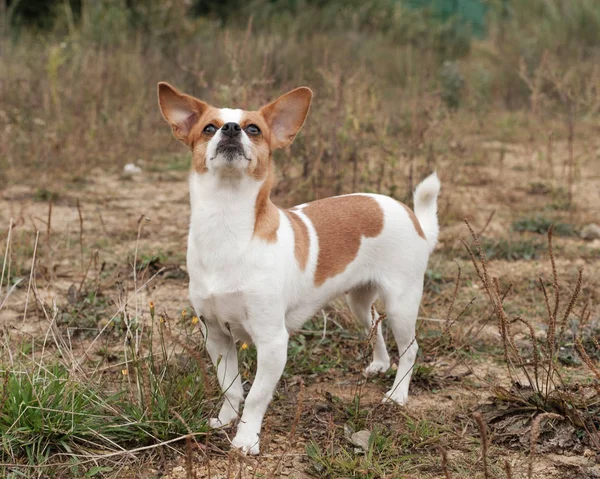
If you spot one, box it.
[158,82,208,145]
[260,87,313,149]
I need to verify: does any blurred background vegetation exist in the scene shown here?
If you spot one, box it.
[1,0,599,203]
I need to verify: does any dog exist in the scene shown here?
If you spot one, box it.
[157,83,441,455]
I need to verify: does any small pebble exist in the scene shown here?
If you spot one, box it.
[581,223,600,241]
[123,163,143,176]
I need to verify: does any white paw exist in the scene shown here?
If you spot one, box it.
[382,389,408,405]
[209,404,239,429]
[231,431,260,455]
[209,418,225,428]
[363,360,390,377]
[209,416,235,429]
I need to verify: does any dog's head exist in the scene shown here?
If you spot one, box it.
[157,83,312,179]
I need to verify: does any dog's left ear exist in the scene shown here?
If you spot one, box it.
[260,87,313,149]
[158,82,208,146]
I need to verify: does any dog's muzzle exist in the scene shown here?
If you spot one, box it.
[216,139,245,161]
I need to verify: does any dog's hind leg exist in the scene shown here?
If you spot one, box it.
[347,285,390,376]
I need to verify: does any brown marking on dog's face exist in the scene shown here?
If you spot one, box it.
[238,111,271,180]
[400,203,425,239]
[187,114,223,173]
[302,195,384,286]
[284,210,310,270]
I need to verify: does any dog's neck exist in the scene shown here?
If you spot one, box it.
[188,166,277,253]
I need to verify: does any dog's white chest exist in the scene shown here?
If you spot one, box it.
[187,228,277,343]
[199,291,252,342]
[187,248,249,336]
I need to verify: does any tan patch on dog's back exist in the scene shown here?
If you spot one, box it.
[400,203,425,239]
[284,210,309,270]
[302,195,384,286]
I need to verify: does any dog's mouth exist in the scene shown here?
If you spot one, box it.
[215,140,248,161]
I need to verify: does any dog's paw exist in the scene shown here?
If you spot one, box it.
[231,431,260,455]
[209,418,225,428]
[209,417,235,429]
[382,389,408,405]
[363,360,390,377]
[209,403,239,429]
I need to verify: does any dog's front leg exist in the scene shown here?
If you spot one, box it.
[202,322,244,429]
[232,322,289,455]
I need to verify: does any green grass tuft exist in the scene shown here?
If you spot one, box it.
[0,364,128,466]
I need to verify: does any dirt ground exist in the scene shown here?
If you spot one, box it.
[1,138,599,478]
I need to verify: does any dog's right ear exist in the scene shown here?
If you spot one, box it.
[157,82,208,145]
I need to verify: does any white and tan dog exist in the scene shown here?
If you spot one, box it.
[157,83,441,455]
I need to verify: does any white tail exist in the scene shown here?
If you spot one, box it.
[413,172,441,253]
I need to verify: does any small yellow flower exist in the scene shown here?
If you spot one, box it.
[181,309,187,317]
[149,301,155,317]
[121,369,128,376]
[191,316,199,325]
[159,315,165,324]
[240,342,248,350]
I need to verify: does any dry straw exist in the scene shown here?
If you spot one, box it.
[473,413,490,479]
[528,413,561,479]
[463,219,586,402]
[440,447,452,479]
[574,336,600,381]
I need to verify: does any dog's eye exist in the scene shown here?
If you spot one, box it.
[245,124,261,135]
[203,124,217,134]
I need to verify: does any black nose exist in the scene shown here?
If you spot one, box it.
[221,122,241,138]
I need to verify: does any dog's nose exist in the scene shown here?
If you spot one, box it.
[221,122,242,138]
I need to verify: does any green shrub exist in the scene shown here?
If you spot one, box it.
[512,216,576,237]
[440,60,465,109]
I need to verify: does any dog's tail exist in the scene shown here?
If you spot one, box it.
[413,172,441,254]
